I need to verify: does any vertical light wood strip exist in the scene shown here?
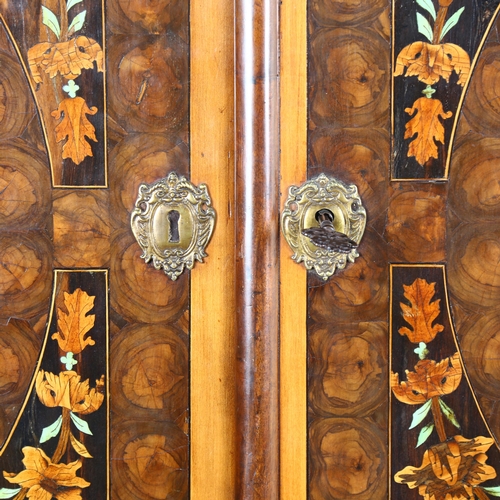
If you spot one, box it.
[280,0,308,497]
[190,0,236,495]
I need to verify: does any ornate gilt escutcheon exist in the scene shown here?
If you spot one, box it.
[131,172,216,280]
[281,173,366,280]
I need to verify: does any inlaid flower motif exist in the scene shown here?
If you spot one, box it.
[27,36,103,84]
[3,446,90,500]
[395,42,470,86]
[394,435,496,499]
[36,370,104,414]
[391,352,462,404]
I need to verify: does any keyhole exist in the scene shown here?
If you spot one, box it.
[315,209,334,224]
[168,210,180,243]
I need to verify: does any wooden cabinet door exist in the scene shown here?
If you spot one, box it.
[0,0,237,498]
[2,0,500,499]
[278,1,500,499]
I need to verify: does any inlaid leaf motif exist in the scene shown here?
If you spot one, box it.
[416,0,436,20]
[409,399,432,429]
[440,7,465,41]
[51,97,98,165]
[394,42,470,86]
[41,6,60,39]
[399,278,444,343]
[0,488,21,499]
[70,433,93,458]
[66,0,83,11]
[70,412,92,435]
[404,97,452,166]
[40,415,62,443]
[52,288,96,354]
[416,422,434,447]
[68,10,86,37]
[416,13,433,42]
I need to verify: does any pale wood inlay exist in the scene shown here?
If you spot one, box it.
[190,0,236,495]
[280,0,307,497]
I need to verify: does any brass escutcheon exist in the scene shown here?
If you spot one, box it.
[281,173,366,280]
[130,172,216,280]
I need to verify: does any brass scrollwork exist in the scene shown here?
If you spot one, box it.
[281,173,366,280]
[131,172,216,280]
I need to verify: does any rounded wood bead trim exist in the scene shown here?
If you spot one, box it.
[310,28,389,128]
[309,322,387,417]
[110,230,189,324]
[111,323,188,418]
[309,417,387,499]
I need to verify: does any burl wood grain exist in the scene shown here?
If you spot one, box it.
[310,27,389,129]
[447,14,500,451]
[386,183,447,263]
[307,1,390,498]
[1,0,105,186]
[107,2,190,498]
[0,19,53,444]
[235,0,280,496]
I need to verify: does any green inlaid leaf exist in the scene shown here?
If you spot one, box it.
[439,398,461,429]
[70,412,93,435]
[40,415,63,443]
[440,7,465,41]
[483,486,500,496]
[0,489,22,499]
[417,12,434,42]
[416,0,436,20]
[416,422,435,447]
[66,0,83,11]
[41,6,60,39]
[68,10,86,35]
[409,399,432,429]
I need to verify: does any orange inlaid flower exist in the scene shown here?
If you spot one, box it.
[36,370,104,414]
[3,446,90,500]
[27,36,103,84]
[395,435,496,499]
[391,352,462,404]
[395,41,470,86]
